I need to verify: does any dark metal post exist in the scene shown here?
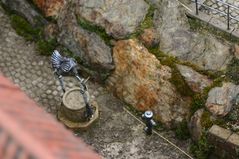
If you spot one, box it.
[196,0,199,15]
[227,5,230,30]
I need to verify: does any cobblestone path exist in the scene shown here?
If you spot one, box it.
[0,5,191,159]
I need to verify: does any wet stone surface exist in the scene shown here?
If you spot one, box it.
[0,5,190,159]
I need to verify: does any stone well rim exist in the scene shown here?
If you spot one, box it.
[62,87,85,111]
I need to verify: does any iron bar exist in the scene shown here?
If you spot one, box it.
[196,0,199,15]
[227,5,230,30]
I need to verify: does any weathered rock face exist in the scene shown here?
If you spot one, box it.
[1,0,47,26]
[153,0,232,71]
[232,44,239,59]
[176,64,212,93]
[188,109,204,141]
[140,28,160,48]
[33,0,65,17]
[107,39,190,127]
[206,83,239,117]
[76,0,149,39]
[57,5,114,73]
[43,23,59,40]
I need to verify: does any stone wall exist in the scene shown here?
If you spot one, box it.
[208,125,239,159]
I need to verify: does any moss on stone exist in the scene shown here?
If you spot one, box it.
[180,60,224,80]
[77,18,113,46]
[129,3,155,39]
[190,76,224,115]
[9,14,58,56]
[77,1,155,41]
[146,45,225,119]
[190,133,214,159]
[148,47,194,97]
[9,14,59,56]
[191,94,206,115]
[226,57,239,84]
[10,14,41,41]
[170,67,195,97]
[148,44,222,80]
[213,119,227,128]
[175,119,191,140]
[140,4,155,30]
[36,38,57,55]
[201,111,213,129]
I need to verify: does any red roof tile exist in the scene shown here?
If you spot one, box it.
[0,74,101,159]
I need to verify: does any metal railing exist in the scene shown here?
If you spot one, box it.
[193,0,239,30]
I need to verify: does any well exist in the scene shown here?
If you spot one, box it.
[58,87,99,129]
[62,88,86,122]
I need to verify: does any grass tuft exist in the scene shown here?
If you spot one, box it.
[77,18,113,46]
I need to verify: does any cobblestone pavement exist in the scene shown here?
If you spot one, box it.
[198,0,239,28]
[0,5,191,159]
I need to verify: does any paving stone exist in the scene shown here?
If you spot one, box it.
[52,91,58,96]
[34,97,40,102]
[13,78,20,83]
[57,86,62,91]
[46,90,52,95]
[19,76,26,81]
[37,83,44,88]
[48,95,53,100]
[68,82,74,87]
[41,94,47,98]
[93,91,100,97]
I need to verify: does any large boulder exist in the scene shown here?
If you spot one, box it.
[153,0,232,71]
[1,0,47,26]
[33,0,65,17]
[107,39,190,128]
[176,64,212,93]
[76,0,149,39]
[206,83,239,117]
[57,5,114,73]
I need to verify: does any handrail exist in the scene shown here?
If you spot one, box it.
[216,0,239,10]
[193,0,239,30]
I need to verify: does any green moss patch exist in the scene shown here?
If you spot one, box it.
[226,57,239,84]
[201,111,213,129]
[129,3,155,39]
[170,67,195,97]
[148,47,194,97]
[147,46,225,117]
[175,119,191,140]
[180,60,224,80]
[190,134,214,159]
[190,76,224,115]
[36,39,57,55]
[141,4,154,29]
[10,14,58,56]
[77,18,113,46]
[191,94,206,115]
[10,14,41,41]
[77,1,155,41]
[145,44,227,126]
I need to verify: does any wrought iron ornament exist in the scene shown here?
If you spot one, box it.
[51,50,93,119]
